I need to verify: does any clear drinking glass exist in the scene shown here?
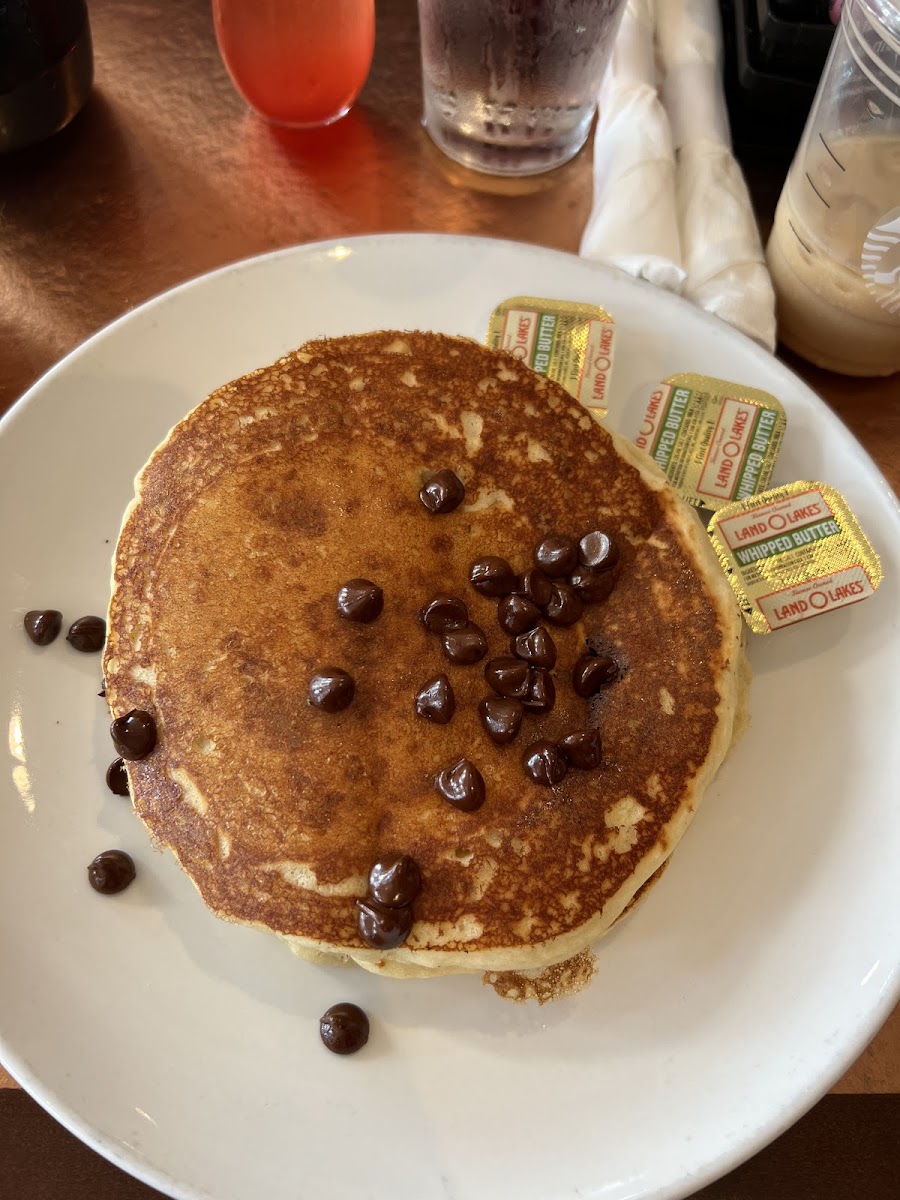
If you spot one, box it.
[417,0,628,177]
[766,0,900,376]
[212,0,375,129]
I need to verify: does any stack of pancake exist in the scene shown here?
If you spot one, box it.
[103,332,745,978]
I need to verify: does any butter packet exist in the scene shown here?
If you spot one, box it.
[486,296,616,415]
[635,373,786,510]
[708,482,883,634]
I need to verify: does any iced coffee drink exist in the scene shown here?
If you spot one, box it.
[767,136,900,376]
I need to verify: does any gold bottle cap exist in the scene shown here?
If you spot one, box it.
[486,296,616,416]
[635,373,786,510]
[708,482,883,633]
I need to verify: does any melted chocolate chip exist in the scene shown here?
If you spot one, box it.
[23,609,62,646]
[534,534,578,578]
[368,854,421,908]
[319,1002,370,1055]
[414,674,455,724]
[517,567,553,608]
[522,668,556,714]
[418,594,468,633]
[523,741,568,787]
[469,556,516,597]
[441,623,487,665]
[98,682,106,698]
[497,594,541,636]
[572,655,617,696]
[356,898,414,948]
[419,469,465,514]
[66,615,106,653]
[435,758,486,812]
[308,668,355,712]
[512,625,557,669]
[484,656,530,700]
[87,850,136,894]
[559,729,602,770]
[105,758,130,796]
[545,582,583,627]
[336,578,383,623]
[579,530,620,572]
[570,570,615,604]
[110,709,157,760]
[478,696,523,745]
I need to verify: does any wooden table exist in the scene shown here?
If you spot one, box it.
[1,1,897,1196]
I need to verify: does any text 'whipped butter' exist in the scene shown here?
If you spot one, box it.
[487,296,616,416]
[636,373,786,510]
[708,481,882,633]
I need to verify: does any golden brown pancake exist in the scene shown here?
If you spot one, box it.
[104,332,744,977]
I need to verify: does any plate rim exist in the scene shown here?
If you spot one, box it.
[3,230,899,511]
[2,232,899,1200]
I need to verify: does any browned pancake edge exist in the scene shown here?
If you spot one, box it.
[104,332,744,975]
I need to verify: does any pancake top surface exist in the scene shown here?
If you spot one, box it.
[104,332,742,970]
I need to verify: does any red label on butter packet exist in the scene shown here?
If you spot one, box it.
[708,482,883,633]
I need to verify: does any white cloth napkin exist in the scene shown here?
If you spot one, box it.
[580,0,777,352]
[657,0,776,350]
[580,0,685,293]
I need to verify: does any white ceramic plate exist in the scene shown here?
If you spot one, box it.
[2,235,898,1200]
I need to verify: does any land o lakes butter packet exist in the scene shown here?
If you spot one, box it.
[635,373,786,510]
[486,296,616,415]
[708,482,883,634]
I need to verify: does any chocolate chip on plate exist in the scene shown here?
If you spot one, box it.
[336,578,383,623]
[105,758,130,796]
[110,709,157,760]
[545,582,583,627]
[87,849,136,895]
[23,609,62,646]
[98,681,107,698]
[497,594,541,636]
[308,667,355,712]
[578,530,620,572]
[572,655,617,697]
[512,625,557,669]
[523,741,568,787]
[478,697,524,745]
[484,656,531,700]
[558,729,602,770]
[319,1002,370,1055]
[368,854,422,908]
[570,570,615,605]
[469,556,516,597]
[522,668,555,714]
[356,898,414,949]
[517,567,553,608]
[419,469,465,514]
[66,615,106,653]
[414,674,455,724]
[435,758,486,812]
[441,623,487,665]
[534,534,578,578]
[418,594,468,633]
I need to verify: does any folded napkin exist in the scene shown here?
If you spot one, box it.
[581,0,777,352]
[657,0,776,351]
[580,0,685,293]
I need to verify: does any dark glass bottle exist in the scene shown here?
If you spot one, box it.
[0,0,93,153]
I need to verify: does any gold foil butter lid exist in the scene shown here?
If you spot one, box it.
[708,482,883,634]
[635,373,786,510]
[486,296,616,415]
